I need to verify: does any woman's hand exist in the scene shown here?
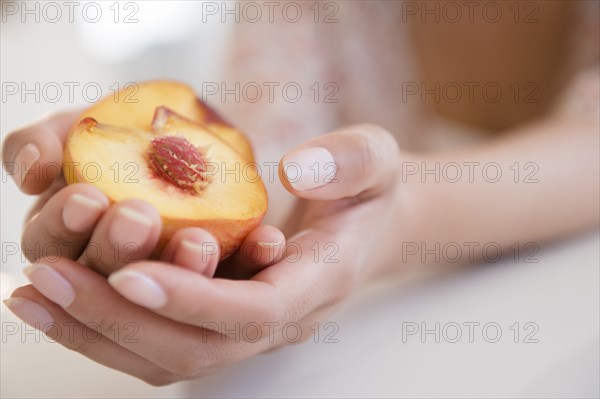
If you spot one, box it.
[4,124,403,385]
[2,112,286,276]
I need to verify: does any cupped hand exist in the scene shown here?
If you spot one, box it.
[4,124,402,385]
[2,112,286,276]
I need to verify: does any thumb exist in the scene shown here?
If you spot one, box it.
[2,110,80,194]
[278,124,400,200]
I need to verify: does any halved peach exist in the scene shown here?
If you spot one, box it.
[79,80,254,161]
[64,107,267,258]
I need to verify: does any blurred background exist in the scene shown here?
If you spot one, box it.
[1,1,599,397]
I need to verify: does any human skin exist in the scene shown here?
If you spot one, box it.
[2,4,599,384]
[1,96,598,384]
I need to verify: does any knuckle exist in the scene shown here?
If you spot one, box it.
[332,268,357,303]
[359,137,376,180]
[144,371,180,387]
[349,124,400,190]
[62,337,87,353]
[85,307,113,336]
[358,123,399,157]
[359,123,394,142]
[174,344,223,377]
[20,232,66,263]
[173,358,202,378]
[258,301,279,326]
[21,217,85,263]
[200,343,224,369]
[279,295,314,324]
[350,128,384,177]
[20,241,41,263]
[43,217,69,243]
[60,328,95,354]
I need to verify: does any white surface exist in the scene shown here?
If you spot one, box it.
[0,8,221,398]
[182,231,600,398]
[1,6,599,398]
[2,229,599,398]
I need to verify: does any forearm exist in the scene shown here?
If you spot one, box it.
[381,113,599,273]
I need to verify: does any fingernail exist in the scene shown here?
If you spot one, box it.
[62,194,106,233]
[180,239,206,257]
[23,264,75,308]
[14,143,40,185]
[108,270,167,309]
[3,297,55,329]
[282,147,336,191]
[109,207,153,245]
[178,239,217,274]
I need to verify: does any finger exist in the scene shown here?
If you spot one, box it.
[159,228,220,277]
[108,262,278,329]
[236,225,286,269]
[4,285,177,386]
[107,229,350,338]
[24,178,68,225]
[279,124,400,200]
[220,225,286,279]
[21,183,110,262]
[78,200,162,275]
[2,110,81,194]
[107,226,338,329]
[22,258,254,375]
